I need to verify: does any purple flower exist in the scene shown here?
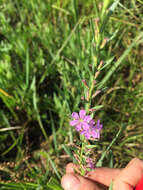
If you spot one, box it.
[70,110,92,131]
[87,158,95,169]
[91,120,103,139]
[70,110,102,140]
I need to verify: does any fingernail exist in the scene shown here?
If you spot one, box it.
[85,173,91,178]
[61,174,80,190]
[85,171,95,178]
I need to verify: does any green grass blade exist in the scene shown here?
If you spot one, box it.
[62,144,77,163]
[0,182,38,190]
[109,181,113,190]
[47,177,63,190]
[39,18,83,84]
[98,32,143,89]
[32,77,49,141]
[1,113,22,156]
[40,151,61,180]
[100,0,119,32]
[50,111,57,153]
[96,124,126,167]
[26,48,30,88]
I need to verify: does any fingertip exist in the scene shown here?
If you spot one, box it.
[66,163,79,173]
[61,174,80,190]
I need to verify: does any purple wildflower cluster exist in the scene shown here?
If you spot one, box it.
[70,110,102,140]
[87,158,95,169]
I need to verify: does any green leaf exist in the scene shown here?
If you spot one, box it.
[96,124,127,167]
[62,144,77,163]
[109,181,113,190]
[98,32,143,89]
[85,145,98,149]
[26,48,30,88]
[91,105,104,110]
[40,151,61,180]
[0,182,38,190]
[47,177,63,190]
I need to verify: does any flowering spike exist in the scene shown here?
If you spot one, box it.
[87,158,95,169]
[86,90,90,101]
[81,96,85,100]
[100,38,108,49]
[82,79,89,89]
[94,71,100,79]
[89,108,96,112]
[95,18,99,42]
[98,3,102,10]
[92,90,101,98]
[97,60,104,70]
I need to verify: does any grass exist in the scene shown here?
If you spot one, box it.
[0,0,143,189]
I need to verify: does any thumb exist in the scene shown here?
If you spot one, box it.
[113,158,143,190]
[61,173,106,190]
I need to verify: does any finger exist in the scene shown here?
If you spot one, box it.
[113,158,143,190]
[66,163,80,174]
[86,167,121,186]
[61,173,107,190]
[65,163,121,187]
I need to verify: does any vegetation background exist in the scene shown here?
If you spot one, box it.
[0,0,143,189]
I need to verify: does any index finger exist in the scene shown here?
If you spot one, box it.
[65,163,121,187]
[86,167,121,186]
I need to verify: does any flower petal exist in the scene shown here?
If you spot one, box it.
[75,123,82,131]
[79,110,86,119]
[87,158,95,169]
[72,112,79,119]
[70,120,79,126]
[84,115,92,122]
[89,119,95,126]
[97,120,100,124]
[81,121,90,130]
[84,132,91,139]
[99,124,103,129]
[80,129,90,139]
[92,130,100,139]
[95,120,103,129]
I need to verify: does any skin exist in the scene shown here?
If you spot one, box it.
[61,158,143,190]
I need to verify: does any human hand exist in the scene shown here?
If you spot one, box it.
[61,158,143,190]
